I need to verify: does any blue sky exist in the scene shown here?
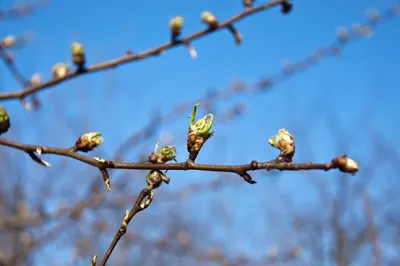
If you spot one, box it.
[1,0,400,265]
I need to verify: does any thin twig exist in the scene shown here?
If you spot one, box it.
[99,188,151,266]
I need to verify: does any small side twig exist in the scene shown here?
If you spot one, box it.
[98,188,152,266]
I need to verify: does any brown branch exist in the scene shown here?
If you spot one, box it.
[0,137,354,181]
[99,188,151,266]
[0,0,289,101]
[362,190,381,266]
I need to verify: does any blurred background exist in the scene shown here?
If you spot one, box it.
[1,0,400,265]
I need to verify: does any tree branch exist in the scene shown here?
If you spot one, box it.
[0,0,288,101]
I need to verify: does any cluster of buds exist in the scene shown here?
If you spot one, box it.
[1,35,16,48]
[148,142,177,164]
[71,42,86,69]
[187,103,214,161]
[52,63,69,78]
[170,16,184,41]
[145,170,170,190]
[332,155,359,173]
[0,105,10,135]
[75,132,104,152]
[201,11,218,29]
[269,128,295,162]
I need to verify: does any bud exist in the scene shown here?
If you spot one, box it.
[332,155,359,173]
[0,105,11,135]
[187,103,214,161]
[243,0,255,8]
[145,170,170,190]
[336,27,349,42]
[71,42,86,68]
[281,0,293,14]
[367,8,380,22]
[75,132,104,152]
[52,63,69,78]
[149,143,177,164]
[2,35,16,48]
[201,11,218,28]
[269,128,295,161]
[170,16,184,39]
[30,73,41,86]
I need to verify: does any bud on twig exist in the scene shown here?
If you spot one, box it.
[201,11,218,29]
[281,0,293,14]
[75,132,104,152]
[149,142,177,164]
[170,16,184,41]
[91,254,98,266]
[269,128,295,162]
[30,73,41,86]
[71,42,86,69]
[145,170,170,190]
[1,35,16,48]
[187,103,214,161]
[332,155,359,174]
[52,63,69,78]
[243,0,255,8]
[0,105,10,135]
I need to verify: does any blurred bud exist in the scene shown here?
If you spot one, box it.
[30,73,41,86]
[367,8,380,21]
[209,247,221,259]
[332,155,359,173]
[71,42,86,68]
[177,230,190,245]
[281,1,293,14]
[0,105,10,135]
[2,35,16,48]
[289,246,301,258]
[243,0,255,8]
[269,128,295,161]
[336,27,349,42]
[52,63,69,78]
[282,59,294,73]
[75,132,104,152]
[267,246,278,261]
[170,16,184,39]
[201,11,218,28]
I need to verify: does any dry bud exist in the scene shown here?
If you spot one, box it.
[52,63,69,78]
[71,42,86,68]
[0,105,10,135]
[281,1,293,14]
[170,16,184,40]
[75,132,104,152]
[269,128,295,161]
[332,155,359,173]
[243,0,255,8]
[201,11,218,28]
[2,35,16,48]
